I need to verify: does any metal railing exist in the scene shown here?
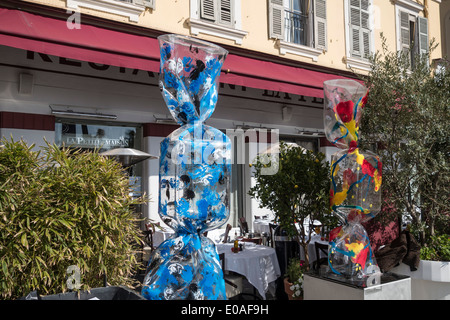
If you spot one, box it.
[284,9,308,46]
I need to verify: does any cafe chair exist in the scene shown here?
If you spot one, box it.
[143,223,154,247]
[221,224,232,243]
[219,253,243,299]
[143,222,159,251]
[140,222,157,275]
[313,242,329,270]
[239,217,249,235]
[268,223,278,247]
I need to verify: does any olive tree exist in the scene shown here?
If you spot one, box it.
[359,35,449,247]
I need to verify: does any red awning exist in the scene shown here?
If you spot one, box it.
[0,8,351,98]
[222,55,326,98]
[0,8,161,72]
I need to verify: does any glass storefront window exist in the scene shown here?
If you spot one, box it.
[55,120,141,152]
[55,119,143,196]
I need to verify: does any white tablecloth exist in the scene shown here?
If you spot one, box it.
[216,242,281,299]
[252,219,272,235]
[305,234,329,265]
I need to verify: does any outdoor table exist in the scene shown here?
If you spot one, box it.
[240,236,262,245]
[253,218,272,235]
[216,242,281,299]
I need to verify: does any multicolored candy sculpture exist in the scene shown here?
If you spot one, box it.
[141,34,230,300]
[323,79,382,284]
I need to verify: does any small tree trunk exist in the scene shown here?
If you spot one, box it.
[303,243,309,270]
[294,233,309,270]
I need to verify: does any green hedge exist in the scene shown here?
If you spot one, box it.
[0,139,147,299]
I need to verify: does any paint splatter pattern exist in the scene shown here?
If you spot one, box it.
[323,79,382,280]
[141,35,229,300]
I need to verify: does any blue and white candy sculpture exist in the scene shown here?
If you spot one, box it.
[141,34,230,300]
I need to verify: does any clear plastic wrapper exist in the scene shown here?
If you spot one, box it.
[323,79,382,284]
[141,34,230,300]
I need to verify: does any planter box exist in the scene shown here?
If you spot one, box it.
[22,286,145,300]
[303,271,411,300]
[390,260,450,300]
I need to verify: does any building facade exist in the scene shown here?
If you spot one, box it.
[0,0,446,229]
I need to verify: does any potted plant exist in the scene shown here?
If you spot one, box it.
[360,35,450,299]
[249,141,338,268]
[420,235,450,262]
[284,257,308,300]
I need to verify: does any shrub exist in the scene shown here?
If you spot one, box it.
[0,139,147,299]
[420,234,450,262]
[360,34,450,247]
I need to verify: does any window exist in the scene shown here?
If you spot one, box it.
[393,1,429,69]
[189,0,248,44]
[269,0,326,61]
[344,0,374,71]
[55,119,143,195]
[397,8,429,68]
[284,0,309,46]
[349,0,371,59]
[55,120,141,153]
[200,0,233,27]
[66,0,154,23]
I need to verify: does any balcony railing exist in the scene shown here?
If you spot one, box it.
[284,9,308,46]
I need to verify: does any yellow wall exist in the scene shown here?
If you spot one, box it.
[324,1,345,69]
[22,0,443,73]
[140,0,189,35]
[426,0,443,61]
[373,0,397,54]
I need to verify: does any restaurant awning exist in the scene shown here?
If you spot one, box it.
[0,7,351,98]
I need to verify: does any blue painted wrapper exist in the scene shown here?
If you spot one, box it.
[142,34,229,300]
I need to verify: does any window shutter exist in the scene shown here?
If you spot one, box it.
[200,0,217,21]
[268,0,284,40]
[349,0,361,57]
[417,16,428,56]
[360,0,370,58]
[313,0,327,50]
[399,10,410,58]
[219,0,233,26]
[362,30,370,59]
[349,0,370,59]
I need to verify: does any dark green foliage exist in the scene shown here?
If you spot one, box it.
[248,142,338,266]
[0,138,147,299]
[360,34,449,249]
[420,235,450,262]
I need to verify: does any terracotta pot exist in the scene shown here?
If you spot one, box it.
[283,277,303,300]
